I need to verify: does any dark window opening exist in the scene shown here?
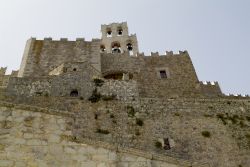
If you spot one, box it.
[112,42,121,54]
[104,73,123,80]
[70,90,79,97]
[73,68,77,71]
[160,70,167,78]
[163,138,171,150]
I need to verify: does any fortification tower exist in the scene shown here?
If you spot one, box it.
[0,67,7,76]
[100,22,139,56]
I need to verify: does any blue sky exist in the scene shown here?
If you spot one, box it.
[0,0,249,95]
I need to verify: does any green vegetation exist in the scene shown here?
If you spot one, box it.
[135,130,140,136]
[1,120,13,129]
[246,116,250,121]
[245,133,250,149]
[239,121,247,128]
[228,115,239,124]
[136,118,144,126]
[0,144,5,151]
[88,89,101,103]
[216,114,227,125]
[60,135,80,143]
[155,141,162,148]
[208,106,214,109]
[127,106,136,117]
[202,131,211,138]
[96,129,110,134]
[102,95,116,101]
[93,78,104,87]
[246,134,250,147]
[110,114,115,118]
[204,114,213,118]
[88,88,116,102]
[24,116,35,127]
[216,113,247,127]
[174,113,180,116]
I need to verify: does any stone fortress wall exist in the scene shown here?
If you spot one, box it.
[4,49,223,100]
[1,101,208,167]
[0,95,249,167]
[18,38,101,78]
[1,22,224,99]
[0,22,250,167]
[6,76,138,102]
[199,81,222,97]
[0,67,18,88]
[0,68,7,87]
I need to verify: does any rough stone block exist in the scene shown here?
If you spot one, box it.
[48,134,60,143]
[81,161,96,167]
[0,160,14,167]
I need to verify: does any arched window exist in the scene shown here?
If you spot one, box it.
[106,28,112,37]
[111,42,121,54]
[127,43,133,55]
[117,27,123,36]
[100,45,106,53]
[127,43,133,51]
[70,89,78,97]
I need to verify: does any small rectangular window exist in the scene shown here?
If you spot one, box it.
[160,70,167,78]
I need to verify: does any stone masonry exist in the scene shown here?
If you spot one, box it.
[0,22,249,167]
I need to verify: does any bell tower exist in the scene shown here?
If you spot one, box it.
[100,22,139,56]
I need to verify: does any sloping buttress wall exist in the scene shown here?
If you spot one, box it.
[0,102,207,167]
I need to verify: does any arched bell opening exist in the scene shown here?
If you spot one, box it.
[111,42,121,54]
[117,27,123,36]
[127,43,133,51]
[106,28,112,37]
[100,45,106,53]
[127,42,133,56]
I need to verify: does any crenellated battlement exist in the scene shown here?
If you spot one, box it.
[0,67,18,88]
[200,81,219,86]
[224,93,250,98]
[0,67,7,75]
[3,22,246,99]
[137,50,189,57]
[199,81,222,97]
[31,37,100,43]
